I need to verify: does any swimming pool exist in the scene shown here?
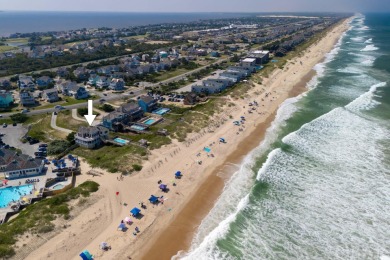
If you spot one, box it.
[131,125,146,131]
[52,184,65,190]
[113,138,129,145]
[0,184,34,208]
[143,118,156,125]
[153,108,170,115]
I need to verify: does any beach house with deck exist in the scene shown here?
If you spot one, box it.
[0,91,14,108]
[138,95,158,112]
[75,126,109,149]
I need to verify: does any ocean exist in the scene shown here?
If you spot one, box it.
[179,14,390,260]
[0,11,247,37]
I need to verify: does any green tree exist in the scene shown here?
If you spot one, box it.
[66,132,76,144]
[77,107,88,116]
[10,113,28,123]
[100,104,115,112]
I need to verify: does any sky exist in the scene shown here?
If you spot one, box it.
[1,0,390,13]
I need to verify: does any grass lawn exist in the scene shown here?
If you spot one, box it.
[0,46,17,53]
[56,110,88,132]
[25,113,66,141]
[73,144,147,173]
[2,37,29,44]
[154,68,190,81]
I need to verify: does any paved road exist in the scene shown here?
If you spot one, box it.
[0,124,39,156]
[50,113,72,134]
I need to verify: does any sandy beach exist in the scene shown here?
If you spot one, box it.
[23,18,351,260]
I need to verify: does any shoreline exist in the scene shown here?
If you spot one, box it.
[22,18,352,260]
[140,19,350,259]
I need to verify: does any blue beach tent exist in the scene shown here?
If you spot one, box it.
[79,250,93,260]
[130,207,141,216]
[159,184,167,190]
[175,171,182,177]
[149,195,159,203]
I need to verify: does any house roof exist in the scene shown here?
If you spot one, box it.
[242,58,256,63]
[118,102,141,113]
[139,95,155,103]
[42,88,58,94]
[0,149,43,171]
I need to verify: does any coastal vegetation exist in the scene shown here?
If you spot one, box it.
[0,181,100,258]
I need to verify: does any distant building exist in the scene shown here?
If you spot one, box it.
[116,101,144,121]
[0,79,11,90]
[19,91,36,106]
[0,149,45,180]
[18,75,35,91]
[36,76,53,88]
[138,95,158,112]
[75,126,109,149]
[109,78,125,91]
[42,89,59,103]
[96,76,110,89]
[246,50,270,64]
[67,85,89,99]
[241,58,257,68]
[0,91,14,108]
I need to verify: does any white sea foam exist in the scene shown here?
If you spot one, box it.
[345,82,386,112]
[365,38,373,43]
[361,44,379,52]
[351,36,364,42]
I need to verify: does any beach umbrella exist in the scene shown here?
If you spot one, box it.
[118,223,126,231]
[159,184,167,190]
[79,250,93,260]
[149,195,159,203]
[130,207,141,216]
[124,216,132,223]
[175,171,182,177]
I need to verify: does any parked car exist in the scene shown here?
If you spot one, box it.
[22,109,30,114]
[0,115,2,118]
[12,123,17,126]
[29,139,39,145]
[55,105,65,110]
[39,143,48,147]
[2,123,7,128]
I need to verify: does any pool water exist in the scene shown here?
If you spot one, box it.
[131,125,146,131]
[0,184,34,208]
[52,184,65,190]
[143,118,156,125]
[113,138,129,145]
[153,108,170,115]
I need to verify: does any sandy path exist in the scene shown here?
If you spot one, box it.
[25,18,351,260]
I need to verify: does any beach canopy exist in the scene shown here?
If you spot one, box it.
[175,171,182,177]
[219,138,225,142]
[149,195,159,203]
[159,184,167,190]
[79,250,93,260]
[130,207,141,216]
[118,223,126,231]
[204,147,211,153]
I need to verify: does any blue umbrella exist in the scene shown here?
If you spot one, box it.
[130,207,141,216]
[175,171,181,177]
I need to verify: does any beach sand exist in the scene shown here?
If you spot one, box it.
[24,18,351,260]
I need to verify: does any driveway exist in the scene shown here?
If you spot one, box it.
[0,124,40,157]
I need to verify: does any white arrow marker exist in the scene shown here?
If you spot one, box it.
[84,100,97,126]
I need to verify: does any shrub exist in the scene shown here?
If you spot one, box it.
[77,107,88,116]
[132,164,142,171]
[37,224,54,234]
[10,113,28,123]
[0,245,15,258]
[100,104,115,112]
[47,140,70,155]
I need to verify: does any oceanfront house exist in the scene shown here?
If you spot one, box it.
[117,101,144,121]
[228,66,256,74]
[241,58,257,68]
[75,126,109,149]
[109,78,125,91]
[36,76,53,88]
[246,50,270,64]
[18,76,35,91]
[192,78,233,94]
[102,111,129,132]
[219,71,245,83]
[42,89,59,103]
[96,76,110,89]
[67,85,89,99]
[19,91,36,106]
[0,91,14,108]
[138,95,158,112]
[0,79,11,90]
[183,93,198,105]
[0,149,45,180]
